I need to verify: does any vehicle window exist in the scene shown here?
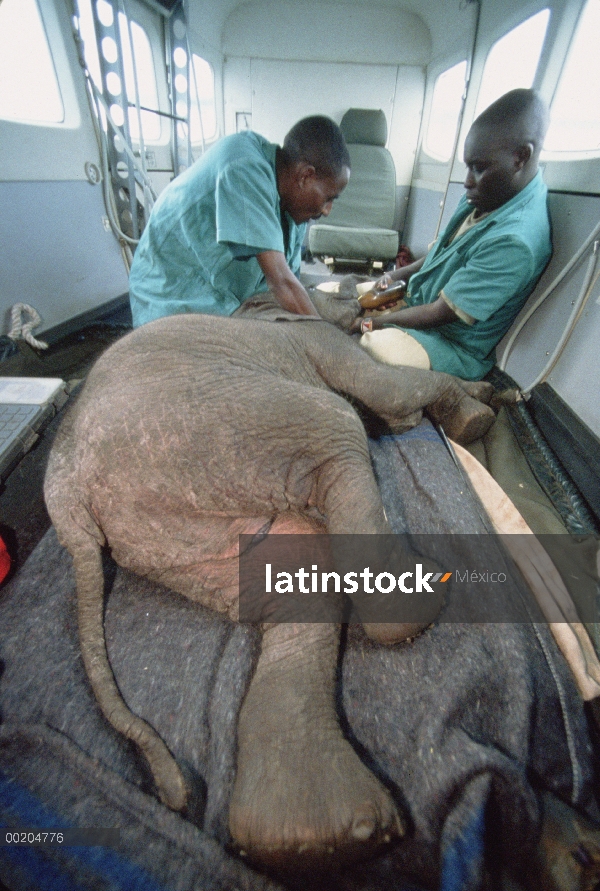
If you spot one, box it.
[424,61,467,162]
[76,0,161,142]
[474,9,550,117]
[190,55,217,144]
[118,14,161,141]
[0,0,64,124]
[544,0,600,153]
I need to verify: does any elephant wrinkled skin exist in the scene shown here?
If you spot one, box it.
[44,310,494,871]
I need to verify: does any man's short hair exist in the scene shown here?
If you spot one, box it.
[474,89,549,156]
[283,116,351,177]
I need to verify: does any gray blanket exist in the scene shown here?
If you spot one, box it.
[0,422,595,891]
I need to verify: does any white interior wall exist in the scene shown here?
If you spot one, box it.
[221,0,430,64]
[220,0,430,195]
[224,59,424,190]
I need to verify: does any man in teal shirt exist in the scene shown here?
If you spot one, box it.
[358,90,552,380]
[129,116,350,327]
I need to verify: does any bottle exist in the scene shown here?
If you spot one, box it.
[358,280,407,310]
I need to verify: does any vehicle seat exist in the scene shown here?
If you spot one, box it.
[308,108,399,267]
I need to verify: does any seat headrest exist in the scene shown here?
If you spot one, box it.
[340,109,388,146]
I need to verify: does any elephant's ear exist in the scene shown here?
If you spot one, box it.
[308,284,361,332]
[337,273,372,299]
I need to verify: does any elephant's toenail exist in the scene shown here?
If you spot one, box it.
[351,817,376,841]
[239,850,247,857]
[383,833,391,843]
[327,846,335,854]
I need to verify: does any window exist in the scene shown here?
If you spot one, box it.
[118,15,161,141]
[76,0,161,141]
[0,0,64,123]
[190,55,217,144]
[474,9,550,117]
[545,0,600,153]
[424,61,467,162]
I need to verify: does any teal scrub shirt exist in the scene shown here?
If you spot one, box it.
[129,132,306,327]
[389,172,552,380]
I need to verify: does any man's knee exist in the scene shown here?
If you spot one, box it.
[359,328,431,369]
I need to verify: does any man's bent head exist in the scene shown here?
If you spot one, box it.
[463,89,549,214]
[277,116,351,224]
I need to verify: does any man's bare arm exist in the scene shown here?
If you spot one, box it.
[352,295,457,333]
[372,296,456,329]
[257,251,320,316]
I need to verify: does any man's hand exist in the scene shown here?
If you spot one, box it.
[257,251,320,316]
[373,256,427,291]
[374,272,395,291]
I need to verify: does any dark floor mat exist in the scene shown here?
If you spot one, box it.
[484,367,598,536]
[0,322,131,382]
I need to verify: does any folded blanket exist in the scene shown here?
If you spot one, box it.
[0,422,596,891]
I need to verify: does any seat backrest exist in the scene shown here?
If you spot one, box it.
[324,108,397,230]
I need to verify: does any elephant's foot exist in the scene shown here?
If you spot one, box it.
[229,623,404,870]
[458,379,495,405]
[427,382,495,445]
[385,408,424,435]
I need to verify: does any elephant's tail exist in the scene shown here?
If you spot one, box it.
[72,530,188,812]
[44,412,187,811]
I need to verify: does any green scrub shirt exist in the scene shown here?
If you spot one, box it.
[129,132,306,327]
[390,172,552,380]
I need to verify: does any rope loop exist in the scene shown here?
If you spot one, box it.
[7,303,49,350]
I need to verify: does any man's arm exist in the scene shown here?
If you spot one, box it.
[352,295,456,333]
[257,251,320,316]
[370,296,456,330]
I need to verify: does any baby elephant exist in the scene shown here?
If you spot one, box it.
[44,312,494,871]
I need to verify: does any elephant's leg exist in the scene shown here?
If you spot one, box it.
[357,362,494,443]
[230,545,403,870]
[306,404,443,638]
[303,331,495,444]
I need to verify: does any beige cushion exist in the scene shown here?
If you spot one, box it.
[359,328,431,369]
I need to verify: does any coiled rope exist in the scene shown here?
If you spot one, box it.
[7,304,49,351]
